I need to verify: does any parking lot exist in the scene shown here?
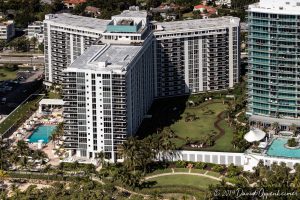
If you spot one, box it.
[0,69,43,115]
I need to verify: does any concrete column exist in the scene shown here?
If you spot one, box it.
[184,39,189,93]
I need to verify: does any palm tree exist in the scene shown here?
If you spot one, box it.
[96,151,105,167]
[289,123,298,136]
[159,133,177,163]
[10,184,21,197]
[271,122,280,134]
[119,137,140,172]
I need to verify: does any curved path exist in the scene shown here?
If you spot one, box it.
[144,171,234,186]
[235,110,247,126]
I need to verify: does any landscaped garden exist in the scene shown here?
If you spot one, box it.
[137,80,249,152]
[147,174,219,189]
[137,95,237,152]
[0,94,43,135]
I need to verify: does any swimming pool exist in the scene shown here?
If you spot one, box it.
[27,125,56,143]
[267,138,300,159]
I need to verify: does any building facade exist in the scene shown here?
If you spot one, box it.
[247,0,300,128]
[63,43,154,161]
[43,13,109,84]
[153,17,240,97]
[0,20,15,41]
[47,10,241,161]
[28,21,44,43]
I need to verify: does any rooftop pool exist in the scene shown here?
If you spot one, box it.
[27,125,56,143]
[267,138,300,159]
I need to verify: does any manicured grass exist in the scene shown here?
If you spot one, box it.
[0,95,43,135]
[147,168,173,176]
[137,96,236,152]
[170,102,227,140]
[204,117,235,152]
[148,174,219,189]
[47,91,61,99]
[206,171,221,178]
[191,169,206,174]
[174,168,189,173]
[0,67,18,81]
[170,138,186,148]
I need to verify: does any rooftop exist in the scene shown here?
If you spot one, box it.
[67,44,142,72]
[44,13,110,32]
[249,0,300,13]
[114,10,147,18]
[153,16,239,33]
[39,99,65,106]
[0,20,14,26]
[29,21,43,26]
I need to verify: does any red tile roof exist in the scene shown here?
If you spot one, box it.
[194,4,217,14]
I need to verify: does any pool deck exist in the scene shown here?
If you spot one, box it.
[247,135,300,160]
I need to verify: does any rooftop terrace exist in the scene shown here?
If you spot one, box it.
[153,16,239,33]
[67,44,142,72]
[44,13,110,32]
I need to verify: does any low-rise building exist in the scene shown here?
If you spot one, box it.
[0,20,15,41]
[193,4,218,17]
[28,21,44,43]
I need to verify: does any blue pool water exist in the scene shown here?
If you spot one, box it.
[267,138,300,159]
[28,125,56,143]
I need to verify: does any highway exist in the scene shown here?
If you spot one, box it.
[0,56,44,64]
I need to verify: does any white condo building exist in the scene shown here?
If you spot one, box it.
[43,13,109,84]
[63,44,154,161]
[153,17,240,97]
[45,9,240,161]
[27,21,44,43]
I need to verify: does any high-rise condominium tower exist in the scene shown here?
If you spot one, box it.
[247,0,300,128]
[45,9,240,161]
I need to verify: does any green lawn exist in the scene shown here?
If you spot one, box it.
[170,102,226,140]
[148,174,219,189]
[0,95,43,135]
[206,171,221,178]
[0,67,18,81]
[204,117,235,152]
[147,168,173,176]
[174,168,189,173]
[191,169,206,174]
[47,91,62,99]
[137,96,236,152]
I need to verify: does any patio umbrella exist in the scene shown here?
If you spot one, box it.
[244,128,266,142]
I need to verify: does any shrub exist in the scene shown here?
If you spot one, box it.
[211,165,225,173]
[226,164,242,178]
[287,138,298,147]
[194,162,206,169]
[175,160,187,168]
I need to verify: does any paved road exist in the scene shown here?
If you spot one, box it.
[0,56,44,64]
[0,69,43,115]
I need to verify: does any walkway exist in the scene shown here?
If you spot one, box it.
[145,169,234,186]
[235,111,247,126]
